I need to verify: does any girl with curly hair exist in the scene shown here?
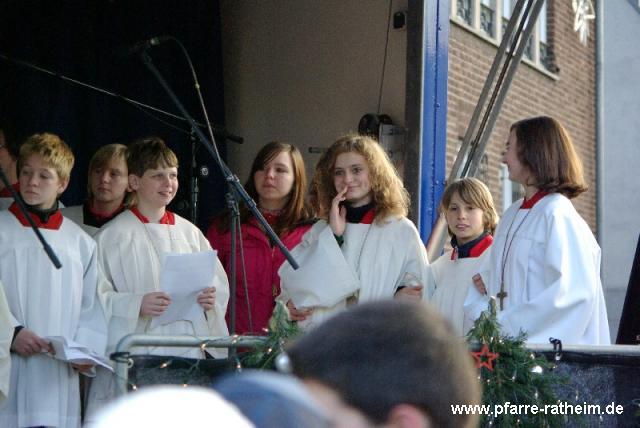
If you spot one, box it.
[279,134,433,329]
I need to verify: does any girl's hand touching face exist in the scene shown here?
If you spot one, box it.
[329,186,348,236]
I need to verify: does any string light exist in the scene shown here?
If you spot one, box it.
[275,352,292,373]
[530,365,543,374]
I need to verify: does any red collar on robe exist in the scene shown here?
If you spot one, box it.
[88,200,125,221]
[356,207,376,224]
[9,201,63,230]
[521,190,548,209]
[83,200,125,228]
[130,206,175,225]
[451,233,493,260]
[0,182,20,197]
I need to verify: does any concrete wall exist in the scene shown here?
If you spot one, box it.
[601,0,640,340]
[219,0,408,183]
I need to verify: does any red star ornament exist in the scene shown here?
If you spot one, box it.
[471,344,499,371]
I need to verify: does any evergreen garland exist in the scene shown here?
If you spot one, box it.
[467,299,580,427]
[240,301,301,370]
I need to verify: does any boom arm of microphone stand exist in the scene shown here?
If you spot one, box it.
[0,167,62,269]
[0,52,242,144]
[139,52,298,270]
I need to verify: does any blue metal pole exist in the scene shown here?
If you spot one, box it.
[418,0,449,241]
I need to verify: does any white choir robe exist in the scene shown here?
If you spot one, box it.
[0,281,12,402]
[464,193,610,345]
[278,217,434,329]
[61,204,99,236]
[431,248,491,336]
[86,210,229,417]
[0,197,11,211]
[0,211,107,428]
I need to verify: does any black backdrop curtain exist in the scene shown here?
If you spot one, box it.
[0,0,228,230]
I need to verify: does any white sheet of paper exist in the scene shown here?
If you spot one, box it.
[150,250,219,329]
[44,336,113,373]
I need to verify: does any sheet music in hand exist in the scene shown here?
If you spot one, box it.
[44,336,113,373]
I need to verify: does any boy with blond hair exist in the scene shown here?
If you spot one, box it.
[86,137,229,417]
[62,143,131,236]
[0,133,107,427]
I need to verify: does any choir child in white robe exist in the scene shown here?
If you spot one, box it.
[465,116,610,345]
[431,178,498,336]
[62,143,131,236]
[86,137,229,417]
[279,134,434,329]
[0,133,107,428]
[0,282,12,402]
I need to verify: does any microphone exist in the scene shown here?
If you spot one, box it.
[124,36,171,56]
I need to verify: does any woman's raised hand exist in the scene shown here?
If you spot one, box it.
[329,186,348,236]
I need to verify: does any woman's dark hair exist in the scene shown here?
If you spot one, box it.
[511,116,587,199]
[215,141,314,236]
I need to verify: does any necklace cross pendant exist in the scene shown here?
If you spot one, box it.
[497,288,508,310]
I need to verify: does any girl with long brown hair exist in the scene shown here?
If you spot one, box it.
[465,116,609,344]
[207,141,314,334]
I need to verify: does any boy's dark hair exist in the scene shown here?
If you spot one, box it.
[0,115,22,159]
[127,137,178,177]
[288,300,480,428]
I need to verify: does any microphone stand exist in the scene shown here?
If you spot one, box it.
[0,166,61,269]
[189,132,199,225]
[138,51,299,350]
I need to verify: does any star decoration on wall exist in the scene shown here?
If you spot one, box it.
[471,343,499,371]
[572,0,595,46]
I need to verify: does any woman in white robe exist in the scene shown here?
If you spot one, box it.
[464,116,610,345]
[279,134,433,329]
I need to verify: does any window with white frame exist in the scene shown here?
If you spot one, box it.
[500,164,523,212]
[452,0,556,73]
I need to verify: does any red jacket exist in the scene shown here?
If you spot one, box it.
[207,217,312,335]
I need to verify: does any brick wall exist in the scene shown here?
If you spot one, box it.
[447,0,597,230]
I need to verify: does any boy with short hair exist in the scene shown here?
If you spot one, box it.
[0,133,107,427]
[62,143,131,236]
[86,137,229,416]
